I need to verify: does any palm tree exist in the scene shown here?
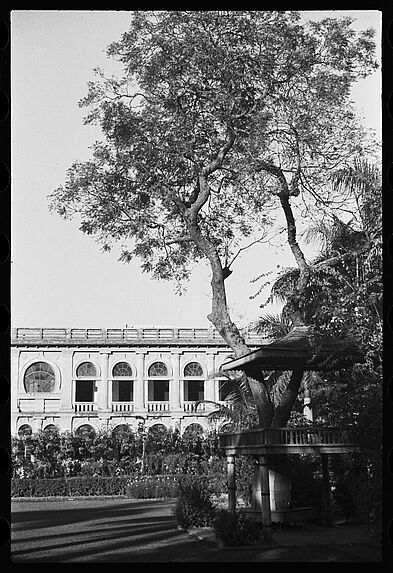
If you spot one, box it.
[195,369,259,431]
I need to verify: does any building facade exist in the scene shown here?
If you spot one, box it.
[11,326,265,436]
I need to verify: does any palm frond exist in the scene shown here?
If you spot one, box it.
[330,159,380,196]
[218,373,255,408]
[254,313,292,339]
[269,371,292,407]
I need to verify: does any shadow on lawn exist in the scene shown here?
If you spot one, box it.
[11,499,215,562]
[10,499,382,563]
[12,499,160,528]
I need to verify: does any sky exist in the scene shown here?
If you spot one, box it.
[10,10,382,329]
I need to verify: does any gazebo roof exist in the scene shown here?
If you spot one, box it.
[221,326,363,374]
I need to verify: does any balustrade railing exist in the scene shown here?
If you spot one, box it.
[183,401,207,413]
[111,402,134,413]
[219,426,360,449]
[74,402,96,413]
[12,326,268,345]
[147,401,170,412]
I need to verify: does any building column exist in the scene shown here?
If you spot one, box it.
[321,453,333,526]
[227,454,236,513]
[170,351,182,411]
[205,351,217,402]
[135,352,147,412]
[253,455,272,542]
[60,349,73,410]
[98,352,110,411]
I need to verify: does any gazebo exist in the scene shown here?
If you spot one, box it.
[218,326,362,541]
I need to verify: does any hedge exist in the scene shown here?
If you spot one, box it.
[11,473,227,499]
[126,475,179,499]
[11,476,132,498]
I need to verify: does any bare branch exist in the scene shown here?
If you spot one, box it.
[227,233,269,268]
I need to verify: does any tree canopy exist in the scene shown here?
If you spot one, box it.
[49,11,379,427]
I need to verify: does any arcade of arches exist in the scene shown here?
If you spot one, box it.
[11,334,244,436]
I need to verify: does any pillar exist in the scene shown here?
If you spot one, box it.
[227,454,236,513]
[254,455,272,541]
[170,351,181,411]
[205,351,216,402]
[60,348,73,410]
[321,453,333,526]
[135,352,146,412]
[98,352,110,410]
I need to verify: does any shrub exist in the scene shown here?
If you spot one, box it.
[174,476,216,528]
[235,455,255,505]
[12,478,68,497]
[126,475,179,499]
[11,476,132,497]
[213,509,264,546]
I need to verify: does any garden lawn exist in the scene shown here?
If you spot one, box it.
[10,498,382,563]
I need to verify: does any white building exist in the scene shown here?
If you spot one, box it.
[11,326,265,436]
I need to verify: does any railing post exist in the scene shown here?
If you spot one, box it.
[254,455,272,542]
[227,454,236,513]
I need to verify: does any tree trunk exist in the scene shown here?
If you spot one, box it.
[186,173,275,428]
[271,369,304,427]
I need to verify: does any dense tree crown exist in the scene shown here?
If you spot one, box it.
[49,11,379,428]
[50,11,377,285]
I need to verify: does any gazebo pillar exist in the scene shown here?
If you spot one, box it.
[227,454,236,513]
[320,453,333,526]
[254,454,272,542]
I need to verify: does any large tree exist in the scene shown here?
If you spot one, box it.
[255,158,382,422]
[49,11,378,428]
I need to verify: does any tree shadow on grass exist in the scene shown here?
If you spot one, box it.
[11,499,218,563]
[11,499,170,530]
[12,518,183,560]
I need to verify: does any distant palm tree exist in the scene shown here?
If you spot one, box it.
[253,312,293,340]
[194,367,257,431]
[254,311,327,423]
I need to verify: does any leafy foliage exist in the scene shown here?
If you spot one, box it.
[11,476,132,497]
[174,476,216,527]
[11,427,224,479]
[48,11,379,429]
[213,509,264,546]
[202,370,260,430]
[49,11,377,287]
[252,159,382,531]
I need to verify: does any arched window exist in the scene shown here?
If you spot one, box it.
[112,424,133,439]
[75,424,96,438]
[148,423,167,435]
[183,362,204,402]
[24,362,55,393]
[148,362,169,404]
[112,362,133,377]
[75,362,96,404]
[183,423,204,439]
[18,424,32,437]
[184,362,204,377]
[76,362,97,377]
[112,363,134,403]
[43,424,58,435]
[148,362,168,377]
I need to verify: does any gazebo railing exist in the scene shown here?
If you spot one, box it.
[219,426,360,450]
